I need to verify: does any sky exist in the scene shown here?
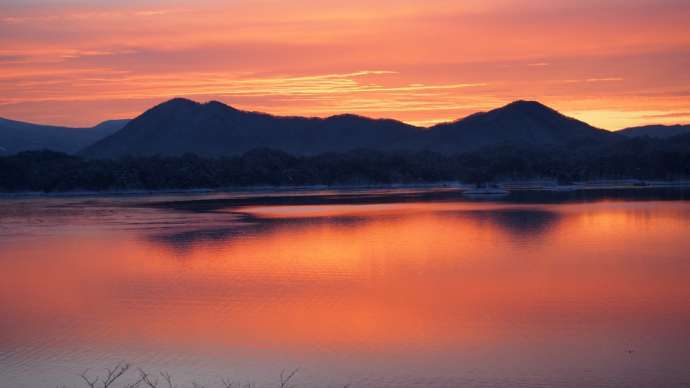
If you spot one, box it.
[1,0,690,130]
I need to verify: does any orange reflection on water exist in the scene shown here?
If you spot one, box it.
[1,199,690,388]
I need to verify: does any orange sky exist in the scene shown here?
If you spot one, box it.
[1,0,690,129]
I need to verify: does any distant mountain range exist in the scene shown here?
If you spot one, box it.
[0,117,129,155]
[78,99,620,158]
[617,124,690,139]
[2,98,689,157]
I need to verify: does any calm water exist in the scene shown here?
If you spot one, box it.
[1,190,690,388]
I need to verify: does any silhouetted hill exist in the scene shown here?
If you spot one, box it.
[91,119,131,133]
[81,99,625,158]
[617,124,690,138]
[80,98,419,158]
[0,117,129,155]
[404,100,618,153]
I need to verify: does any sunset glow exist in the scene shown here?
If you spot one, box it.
[3,201,689,350]
[1,0,690,129]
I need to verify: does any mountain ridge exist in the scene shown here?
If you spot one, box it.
[617,124,690,139]
[80,98,421,158]
[0,117,129,155]
[8,98,688,158]
[80,98,621,158]
[405,99,615,153]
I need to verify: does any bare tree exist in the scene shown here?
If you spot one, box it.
[123,376,145,388]
[70,363,357,388]
[138,368,159,388]
[279,368,299,388]
[79,369,99,388]
[79,363,130,388]
[104,363,131,388]
[221,378,234,388]
[160,372,175,388]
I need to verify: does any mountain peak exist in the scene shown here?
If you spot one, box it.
[326,113,369,121]
[452,100,562,126]
[153,98,241,114]
[501,100,553,112]
[421,98,613,153]
[158,97,199,108]
[451,100,560,125]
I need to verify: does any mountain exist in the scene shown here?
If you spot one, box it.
[91,119,131,134]
[402,100,617,153]
[81,98,419,158]
[81,98,620,158]
[617,124,690,139]
[0,117,129,155]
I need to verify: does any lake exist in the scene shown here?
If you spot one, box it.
[1,189,690,388]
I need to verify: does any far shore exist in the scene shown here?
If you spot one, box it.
[2,179,690,199]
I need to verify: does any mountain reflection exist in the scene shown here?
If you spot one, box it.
[150,203,563,250]
[451,208,562,237]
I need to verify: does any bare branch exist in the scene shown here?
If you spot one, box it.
[160,371,174,388]
[138,368,159,388]
[123,376,145,388]
[103,362,130,388]
[279,368,299,388]
[221,378,234,388]
[79,369,98,388]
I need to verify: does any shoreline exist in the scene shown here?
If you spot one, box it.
[2,179,690,199]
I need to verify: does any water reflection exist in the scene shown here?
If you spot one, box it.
[450,208,562,238]
[152,203,564,250]
[1,197,690,387]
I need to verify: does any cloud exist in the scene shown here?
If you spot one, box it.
[0,68,488,105]
[585,77,624,83]
[554,77,624,84]
[0,54,27,64]
[1,7,189,23]
[640,111,690,119]
[134,9,189,17]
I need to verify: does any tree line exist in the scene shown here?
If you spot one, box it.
[2,136,690,192]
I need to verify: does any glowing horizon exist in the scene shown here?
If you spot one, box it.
[1,0,689,130]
